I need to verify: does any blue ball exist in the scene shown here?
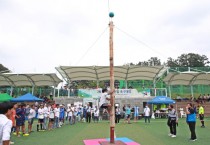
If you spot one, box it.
[109,12,114,18]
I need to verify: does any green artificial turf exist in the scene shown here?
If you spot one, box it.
[11,118,210,145]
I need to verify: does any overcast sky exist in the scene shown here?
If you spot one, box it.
[0,0,210,73]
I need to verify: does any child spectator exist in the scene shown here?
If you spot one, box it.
[94,107,99,123]
[37,104,44,131]
[48,104,54,130]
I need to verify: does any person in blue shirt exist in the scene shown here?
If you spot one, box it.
[59,105,65,126]
[16,103,27,137]
[186,103,197,141]
[83,106,87,122]
[124,105,131,124]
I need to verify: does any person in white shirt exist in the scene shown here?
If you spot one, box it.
[86,103,92,123]
[48,104,54,130]
[115,106,121,124]
[99,88,114,115]
[144,105,151,123]
[37,104,44,131]
[93,107,99,123]
[28,105,36,133]
[73,107,78,124]
[70,104,75,124]
[43,104,49,130]
[67,107,73,125]
[0,102,13,145]
[54,104,60,128]
[77,105,82,122]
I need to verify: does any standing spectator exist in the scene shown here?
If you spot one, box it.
[167,105,178,138]
[28,105,36,133]
[144,105,150,123]
[43,104,49,130]
[63,104,67,124]
[54,104,60,128]
[16,103,28,137]
[25,104,30,120]
[59,105,65,126]
[198,104,205,128]
[70,104,74,122]
[82,106,87,122]
[10,104,17,133]
[186,103,197,141]
[93,106,99,123]
[37,104,44,131]
[86,103,91,123]
[124,105,131,124]
[67,107,73,125]
[122,105,126,119]
[115,106,121,124]
[77,105,82,122]
[133,105,139,123]
[48,104,54,130]
[73,107,78,124]
[0,102,13,145]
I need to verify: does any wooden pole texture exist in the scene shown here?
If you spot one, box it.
[109,21,115,144]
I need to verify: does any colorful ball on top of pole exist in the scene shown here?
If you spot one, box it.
[109,12,114,18]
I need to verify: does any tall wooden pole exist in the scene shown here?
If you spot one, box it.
[109,20,115,144]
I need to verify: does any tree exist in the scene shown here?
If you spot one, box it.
[166,57,179,67]
[137,57,161,66]
[148,57,161,66]
[0,64,10,73]
[167,53,210,67]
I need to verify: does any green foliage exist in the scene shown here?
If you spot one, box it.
[136,57,161,66]
[167,53,210,67]
[0,63,10,73]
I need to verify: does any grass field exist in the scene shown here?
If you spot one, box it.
[11,118,210,145]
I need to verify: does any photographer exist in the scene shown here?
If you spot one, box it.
[167,105,178,138]
[186,103,197,141]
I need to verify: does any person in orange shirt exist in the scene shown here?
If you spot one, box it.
[10,103,18,133]
[9,103,17,145]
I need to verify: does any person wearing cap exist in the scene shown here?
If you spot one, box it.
[0,102,14,145]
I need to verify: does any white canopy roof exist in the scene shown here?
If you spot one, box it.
[163,72,210,86]
[0,73,62,87]
[55,65,167,82]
